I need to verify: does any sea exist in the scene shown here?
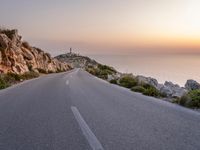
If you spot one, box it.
[89,54,200,87]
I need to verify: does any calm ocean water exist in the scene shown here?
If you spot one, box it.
[89,54,200,87]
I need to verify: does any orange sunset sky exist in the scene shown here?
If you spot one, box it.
[1,0,200,55]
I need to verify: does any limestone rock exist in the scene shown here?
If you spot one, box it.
[185,80,200,91]
[0,29,71,74]
[160,81,187,98]
[136,75,159,89]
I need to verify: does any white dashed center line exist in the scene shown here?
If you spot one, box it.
[66,80,69,85]
[71,106,104,150]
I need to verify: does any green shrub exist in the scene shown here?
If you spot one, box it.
[131,86,146,93]
[98,70,109,79]
[179,90,200,108]
[86,67,98,76]
[110,79,118,84]
[6,73,22,81]
[0,71,39,90]
[98,64,117,73]
[86,66,111,80]
[0,77,9,89]
[86,64,117,80]
[179,95,188,106]
[21,71,39,80]
[143,86,161,97]
[37,68,48,74]
[119,76,137,88]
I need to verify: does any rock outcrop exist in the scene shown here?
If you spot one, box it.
[159,81,187,98]
[0,29,71,74]
[185,80,200,91]
[135,75,187,98]
[56,53,121,81]
[55,53,98,69]
[136,75,159,88]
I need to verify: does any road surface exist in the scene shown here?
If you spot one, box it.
[0,69,199,150]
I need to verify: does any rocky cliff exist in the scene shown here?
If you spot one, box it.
[0,29,71,74]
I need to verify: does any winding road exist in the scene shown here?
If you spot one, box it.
[0,69,199,150]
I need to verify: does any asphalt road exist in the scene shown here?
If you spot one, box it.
[0,69,200,150]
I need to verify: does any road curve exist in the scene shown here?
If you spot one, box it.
[0,69,199,150]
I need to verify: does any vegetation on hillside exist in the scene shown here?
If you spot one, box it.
[119,76,137,88]
[178,90,200,108]
[142,84,162,97]
[0,72,39,90]
[86,64,163,98]
[109,75,163,98]
[86,64,117,80]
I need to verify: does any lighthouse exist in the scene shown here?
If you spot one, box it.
[70,47,72,54]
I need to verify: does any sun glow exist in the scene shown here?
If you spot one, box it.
[1,0,200,54]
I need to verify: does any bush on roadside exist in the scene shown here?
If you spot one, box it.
[110,79,118,84]
[21,71,39,80]
[6,73,22,81]
[86,67,97,75]
[179,90,200,108]
[119,76,137,88]
[0,77,9,89]
[37,68,48,74]
[86,64,117,80]
[98,70,109,80]
[98,64,117,74]
[143,86,161,97]
[131,86,146,93]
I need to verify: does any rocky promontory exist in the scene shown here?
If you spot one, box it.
[56,52,121,80]
[55,52,99,69]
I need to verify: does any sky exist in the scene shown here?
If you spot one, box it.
[0,0,200,56]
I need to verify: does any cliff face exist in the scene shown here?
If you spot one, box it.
[0,29,71,74]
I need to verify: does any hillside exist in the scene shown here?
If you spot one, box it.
[0,29,71,74]
[55,53,99,69]
[56,53,121,80]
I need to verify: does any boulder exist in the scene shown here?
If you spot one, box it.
[160,81,187,98]
[160,85,173,97]
[185,80,200,91]
[136,75,159,89]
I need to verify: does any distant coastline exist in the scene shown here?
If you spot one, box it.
[88,54,200,86]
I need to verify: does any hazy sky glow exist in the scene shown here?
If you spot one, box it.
[1,0,200,55]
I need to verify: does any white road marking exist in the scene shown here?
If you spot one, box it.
[66,80,69,85]
[71,106,104,150]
